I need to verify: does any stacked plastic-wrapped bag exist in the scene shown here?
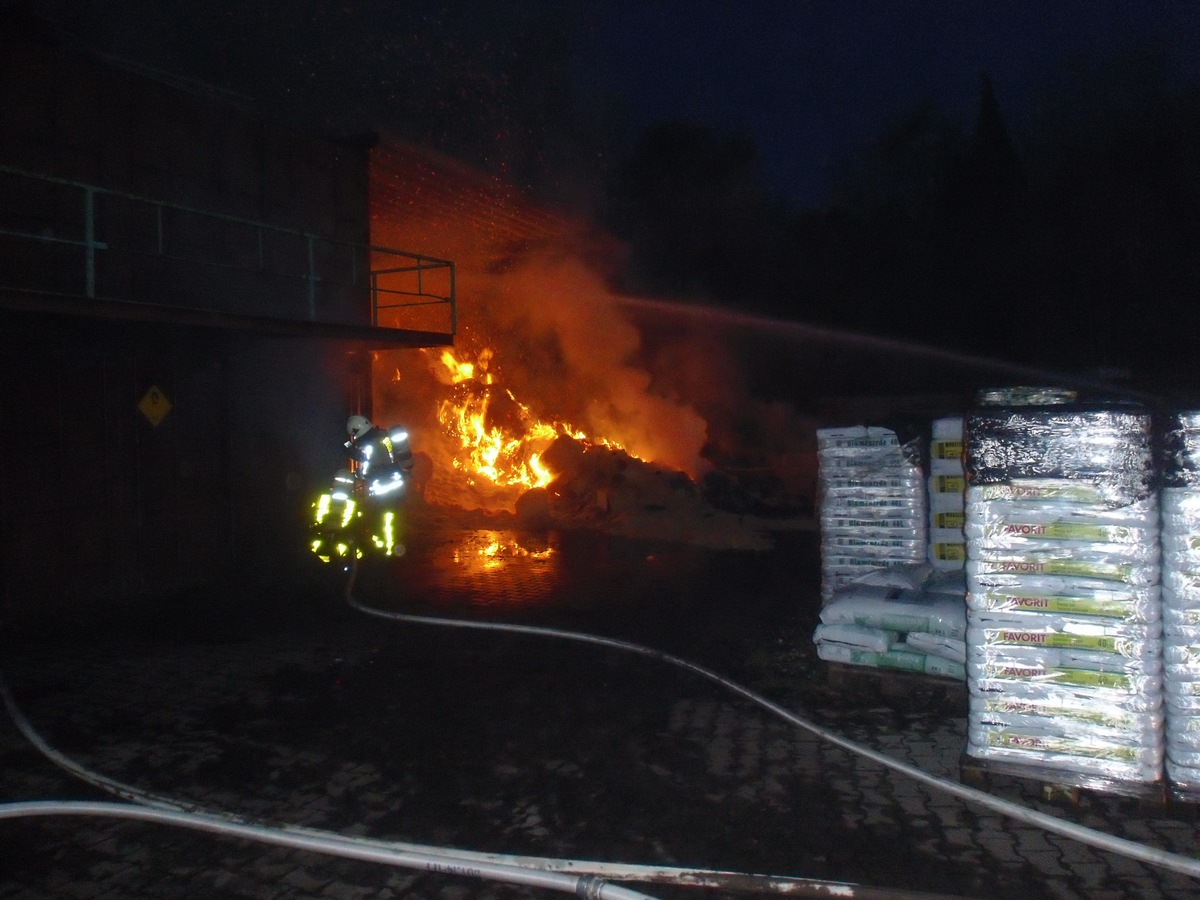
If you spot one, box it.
[814,566,967,679]
[1161,411,1200,792]
[817,426,928,603]
[964,393,1164,786]
[928,416,966,571]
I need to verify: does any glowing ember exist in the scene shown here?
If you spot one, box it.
[430,348,623,490]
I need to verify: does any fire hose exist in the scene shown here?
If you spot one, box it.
[339,559,1200,884]
[2,554,1199,896]
[0,600,964,900]
[0,800,651,900]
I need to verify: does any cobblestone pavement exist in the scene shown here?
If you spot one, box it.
[1,524,1198,899]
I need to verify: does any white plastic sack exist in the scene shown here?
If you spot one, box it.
[813,623,898,654]
[902,631,966,664]
[821,582,966,640]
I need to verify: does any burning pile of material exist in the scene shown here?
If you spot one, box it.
[368,139,815,548]
[389,344,777,550]
[520,435,776,550]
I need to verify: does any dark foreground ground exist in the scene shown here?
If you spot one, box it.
[1,515,1198,899]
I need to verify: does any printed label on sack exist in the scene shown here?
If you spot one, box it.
[820,518,912,532]
[825,554,923,568]
[829,537,922,551]
[933,511,965,529]
[974,591,1133,618]
[973,558,1135,581]
[932,543,966,561]
[989,522,1136,542]
[817,437,899,449]
[931,475,966,493]
[845,498,920,509]
[984,731,1140,762]
[931,440,964,460]
[975,481,1105,504]
[824,517,913,529]
[984,663,1133,690]
[983,629,1130,654]
[816,428,899,450]
[823,477,920,489]
[982,696,1135,729]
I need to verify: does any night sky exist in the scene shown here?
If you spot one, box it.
[18,0,1200,208]
[570,1,1200,206]
[16,0,1200,391]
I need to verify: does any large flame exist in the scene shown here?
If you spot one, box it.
[431,348,625,491]
[370,140,716,492]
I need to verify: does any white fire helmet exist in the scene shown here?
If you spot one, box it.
[346,415,372,439]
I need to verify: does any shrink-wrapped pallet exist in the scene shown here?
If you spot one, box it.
[1160,411,1200,791]
[964,395,1163,787]
[817,426,928,603]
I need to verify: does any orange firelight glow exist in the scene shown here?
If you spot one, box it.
[431,347,624,490]
[453,531,556,570]
[439,348,493,385]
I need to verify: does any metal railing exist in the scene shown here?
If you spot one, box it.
[0,164,455,335]
[371,260,457,334]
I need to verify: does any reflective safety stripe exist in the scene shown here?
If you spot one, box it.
[313,494,332,524]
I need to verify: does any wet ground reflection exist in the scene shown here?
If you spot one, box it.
[450,529,557,572]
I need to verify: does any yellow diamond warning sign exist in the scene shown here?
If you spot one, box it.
[138,385,172,426]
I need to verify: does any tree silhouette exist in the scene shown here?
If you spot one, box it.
[1020,50,1200,387]
[794,55,1200,394]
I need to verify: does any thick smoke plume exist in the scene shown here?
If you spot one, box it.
[368,139,717,507]
[367,138,826,530]
[466,248,711,476]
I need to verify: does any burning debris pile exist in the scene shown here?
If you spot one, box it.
[377,343,807,551]
[517,435,779,551]
[368,139,817,549]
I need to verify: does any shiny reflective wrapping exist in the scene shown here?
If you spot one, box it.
[964,403,1155,508]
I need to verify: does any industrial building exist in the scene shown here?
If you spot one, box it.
[0,16,455,625]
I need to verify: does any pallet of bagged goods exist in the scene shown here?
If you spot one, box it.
[962,389,1164,795]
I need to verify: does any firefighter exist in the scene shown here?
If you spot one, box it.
[343,414,413,557]
[309,469,364,563]
[345,415,413,487]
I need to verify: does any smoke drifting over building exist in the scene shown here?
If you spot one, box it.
[367,140,720,507]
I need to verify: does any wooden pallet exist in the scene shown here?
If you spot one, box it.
[959,752,1171,807]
